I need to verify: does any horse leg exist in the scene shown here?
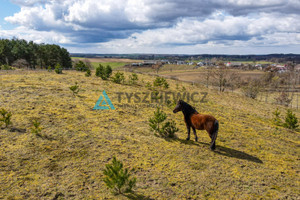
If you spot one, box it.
[192,127,198,142]
[208,120,218,151]
[206,129,214,147]
[209,130,215,149]
[186,125,190,141]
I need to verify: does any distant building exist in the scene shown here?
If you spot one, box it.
[160,60,170,64]
[227,62,242,67]
[276,65,287,73]
[197,62,204,66]
[131,63,140,66]
[177,61,185,65]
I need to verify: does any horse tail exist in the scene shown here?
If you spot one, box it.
[210,120,219,151]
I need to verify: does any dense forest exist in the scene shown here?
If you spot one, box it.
[0,39,72,69]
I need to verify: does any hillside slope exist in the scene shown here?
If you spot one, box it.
[0,70,299,199]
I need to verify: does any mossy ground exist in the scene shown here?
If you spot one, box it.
[0,70,299,199]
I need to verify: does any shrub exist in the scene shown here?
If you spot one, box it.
[105,65,112,78]
[69,82,80,96]
[153,77,169,89]
[275,91,291,107]
[242,80,261,99]
[54,64,63,74]
[166,99,177,109]
[103,157,136,194]
[30,119,42,137]
[151,90,161,100]
[85,68,91,77]
[161,120,179,138]
[96,64,105,78]
[149,107,167,134]
[149,107,178,138]
[129,73,138,85]
[112,71,125,84]
[145,82,152,90]
[94,64,114,80]
[0,64,13,70]
[74,60,89,72]
[47,66,52,72]
[272,108,282,126]
[164,81,169,89]
[96,64,112,80]
[0,108,12,128]
[283,109,298,129]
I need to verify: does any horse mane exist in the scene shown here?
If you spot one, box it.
[180,100,198,116]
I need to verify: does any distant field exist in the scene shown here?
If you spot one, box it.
[72,57,143,69]
[161,69,265,82]
[90,62,127,69]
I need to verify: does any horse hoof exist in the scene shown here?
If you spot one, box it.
[195,138,198,142]
[186,137,190,141]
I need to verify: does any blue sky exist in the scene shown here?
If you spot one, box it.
[0,0,19,29]
[0,0,300,54]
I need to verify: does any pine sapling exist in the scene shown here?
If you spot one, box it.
[103,157,136,194]
[272,108,282,126]
[0,108,12,128]
[31,118,43,137]
[283,109,298,129]
[69,82,80,96]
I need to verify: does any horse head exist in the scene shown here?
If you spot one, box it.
[173,100,183,113]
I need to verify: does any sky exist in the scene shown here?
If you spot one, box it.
[0,0,300,54]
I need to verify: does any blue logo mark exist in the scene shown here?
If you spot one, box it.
[93,90,115,110]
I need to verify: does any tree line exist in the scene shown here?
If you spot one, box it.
[0,38,72,69]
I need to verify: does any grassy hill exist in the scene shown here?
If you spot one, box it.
[0,70,299,199]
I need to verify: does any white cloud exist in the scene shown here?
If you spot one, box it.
[1,0,300,54]
[0,26,71,44]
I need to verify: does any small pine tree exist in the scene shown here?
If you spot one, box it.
[149,107,178,138]
[31,119,42,137]
[151,90,162,101]
[163,81,169,89]
[149,107,167,134]
[105,65,112,78]
[96,64,104,78]
[0,108,12,128]
[74,60,89,72]
[129,73,138,85]
[85,68,91,77]
[272,108,282,126]
[283,109,298,129]
[103,157,136,194]
[145,82,152,90]
[112,72,125,84]
[161,120,179,138]
[153,77,169,89]
[69,82,80,96]
[96,64,112,80]
[54,64,63,74]
[47,66,52,72]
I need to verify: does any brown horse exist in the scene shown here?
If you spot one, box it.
[173,100,219,150]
